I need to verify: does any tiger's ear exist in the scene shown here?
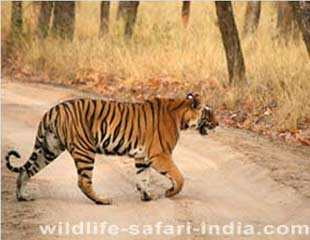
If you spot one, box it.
[186,93,202,109]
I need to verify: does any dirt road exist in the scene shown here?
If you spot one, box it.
[2,80,310,240]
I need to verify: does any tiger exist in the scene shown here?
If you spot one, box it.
[5,93,218,205]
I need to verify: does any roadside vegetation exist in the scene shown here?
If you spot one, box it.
[2,2,310,145]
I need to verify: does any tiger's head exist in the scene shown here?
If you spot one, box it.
[180,93,219,135]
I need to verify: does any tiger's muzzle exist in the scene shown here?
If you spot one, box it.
[198,106,219,135]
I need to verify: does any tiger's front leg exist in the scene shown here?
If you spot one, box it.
[150,153,184,198]
[134,157,153,201]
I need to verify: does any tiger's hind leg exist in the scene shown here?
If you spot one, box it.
[70,148,112,205]
[17,131,64,201]
[16,169,32,201]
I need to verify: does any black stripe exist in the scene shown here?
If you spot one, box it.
[113,137,124,154]
[27,171,32,177]
[98,101,106,119]
[32,167,38,174]
[76,100,85,124]
[136,105,143,145]
[142,104,147,132]
[34,139,41,149]
[30,152,38,161]
[42,113,48,129]
[85,100,91,122]
[78,100,95,146]
[44,154,56,161]
[109,104,116,125]
[155,98,165,152]
[48,107,53,121]
[6,150,21,160]
[99,102,111,142]
[121,142,131,155]
[55,107,61,140]
[166,141,172,153]
[147,100,155,133]
[135,162,152,168]
[81,173,91,179]
[77,166,94,175]
[24,161,32,170]
[135,161,152,174]
[122,104,131,140]
[100,121,107,143]
[103,135,111,148]
[102,102,111,122]
[66,100,78,122]
[90,100,97,125]
[75,158,95,164]
[127,103,135,142]
[61,104,70,144]
[137,104,141,134]
[134,137,139,149]
[34,161,40,168]
[74,152,95,163]
[42,138,55,157]
[112,105,125,142]
[80,98,85,109]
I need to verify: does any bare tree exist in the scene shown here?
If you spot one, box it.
[182,1,191,28]
[290,1,310,59]
[243,1,261,37]
[124,2,139,39]
[99,1,111,36]
[11,1,23,36]
[52,1,75,40]
[277,2,299,42]
[117,1,139,39]
[37,1,54,38]
[215,1,246,85]
[116,2,126,21]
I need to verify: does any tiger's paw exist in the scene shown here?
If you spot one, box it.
[95,197,113,205]
[16,192,34,202]
[141,191,152,201]
[165,187,178,198]
[140,191,159,202]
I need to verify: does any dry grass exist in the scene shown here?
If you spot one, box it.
[1,2,310,132]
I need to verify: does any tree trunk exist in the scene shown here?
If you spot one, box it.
[37,1,54,38]
[99,1,110,36]
[11,1,23,36]
[243,1,261,37]
[124,2,139,39]
[277,2,299,42]
[117,1,139,39]
[215,1,246,85]
[182,1,191,28]
[290,1,310,59]
[116,2,126,21]
[52,1,75,40]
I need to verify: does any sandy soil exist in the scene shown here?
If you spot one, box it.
[1,80,310,240]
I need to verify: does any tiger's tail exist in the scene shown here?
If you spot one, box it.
[5,150,24,173]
